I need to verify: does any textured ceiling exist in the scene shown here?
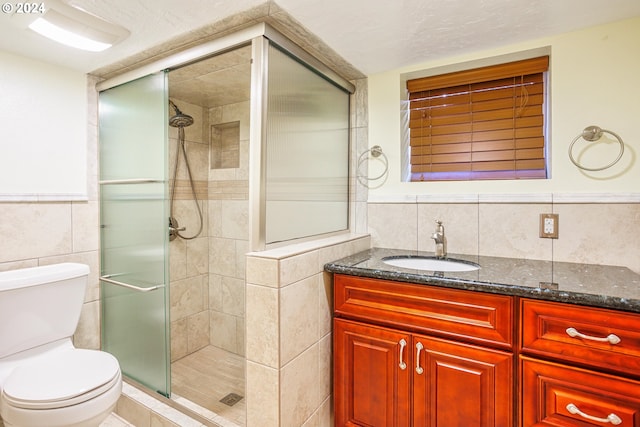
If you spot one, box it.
[0,0,639,76]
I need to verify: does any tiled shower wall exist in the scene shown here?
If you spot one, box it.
[168,97,249,362]
[168,100,211,362]
[207,100,250,357]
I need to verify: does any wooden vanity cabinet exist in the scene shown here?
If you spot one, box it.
[333,274,640,427]
[333,274,515,427]
[520,299,640,426]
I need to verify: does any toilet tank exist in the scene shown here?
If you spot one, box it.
[0,263,90,359]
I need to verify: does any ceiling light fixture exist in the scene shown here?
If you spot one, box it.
[25,0,129,52]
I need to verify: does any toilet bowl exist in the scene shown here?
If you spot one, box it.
[0,263,123,427]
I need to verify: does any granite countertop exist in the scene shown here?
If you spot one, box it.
[324,247,640,313]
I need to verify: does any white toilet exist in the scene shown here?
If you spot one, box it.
[0,263,122,427]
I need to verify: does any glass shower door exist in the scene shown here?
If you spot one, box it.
[98,72,171,396]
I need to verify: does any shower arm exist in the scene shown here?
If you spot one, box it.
[168,99,179,114]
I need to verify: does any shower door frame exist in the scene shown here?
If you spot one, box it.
[97,23,355,253]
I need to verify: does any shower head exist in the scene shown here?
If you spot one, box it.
[168,100,194,128]
[169,113,194,128]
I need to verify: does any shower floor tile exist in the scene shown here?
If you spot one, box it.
[171,345,245,426]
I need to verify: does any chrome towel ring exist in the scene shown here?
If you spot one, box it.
[568,125,625,171]
[357,145,389,186]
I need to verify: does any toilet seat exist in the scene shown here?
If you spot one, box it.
[2,349,120,410]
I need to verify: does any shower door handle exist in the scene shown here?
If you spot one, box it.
[169,226,186,232]
[99,178,164,185]
[100,275,165,292]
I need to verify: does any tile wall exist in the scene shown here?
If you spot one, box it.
[207,100,250,357]
[368,200,640,274]
[245,234,371,427]
[168,100,211,362]
[168,96,250,361]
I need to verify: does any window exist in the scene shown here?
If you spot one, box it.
[406,56,549,181]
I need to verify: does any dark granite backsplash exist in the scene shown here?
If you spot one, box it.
[324,248,640,313]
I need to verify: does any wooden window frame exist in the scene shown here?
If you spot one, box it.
[406,56,549,182]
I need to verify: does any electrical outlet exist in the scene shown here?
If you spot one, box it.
[539,213,559,239]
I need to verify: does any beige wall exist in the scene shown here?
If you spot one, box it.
[0,72,100,351]
[367,16,640,196]
[0,50,88,199]
[364,17,640,274]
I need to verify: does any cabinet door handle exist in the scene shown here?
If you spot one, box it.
[566,403,622,425]
[566,327,621,345]
[415,342,424,374]
[398,339,407,370]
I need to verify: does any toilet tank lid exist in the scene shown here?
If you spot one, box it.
[0,263,89,291]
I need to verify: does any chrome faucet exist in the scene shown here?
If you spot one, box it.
[431,220,447,258]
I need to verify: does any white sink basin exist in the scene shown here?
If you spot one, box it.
[382,256,480,272]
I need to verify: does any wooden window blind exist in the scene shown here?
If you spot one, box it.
[407,56,549,181]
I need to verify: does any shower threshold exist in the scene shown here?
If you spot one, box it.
[118,379,224,427]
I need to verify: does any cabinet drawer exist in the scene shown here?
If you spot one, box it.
[522,356,640,427]
[521,299,640,376]
[334,274,514,349]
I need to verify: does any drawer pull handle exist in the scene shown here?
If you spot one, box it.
[415,342,424,375]
[566,327,621,345]
[399,339,407,370]
[566,403,622,425]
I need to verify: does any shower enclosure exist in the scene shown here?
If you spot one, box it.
[98,25,352,426]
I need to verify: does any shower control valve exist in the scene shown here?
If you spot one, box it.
[168,217,186,241]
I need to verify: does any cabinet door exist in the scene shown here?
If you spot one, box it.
[413,334,514,427]
[334,318,411,427]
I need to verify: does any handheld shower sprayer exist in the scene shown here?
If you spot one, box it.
[168,99,201,240]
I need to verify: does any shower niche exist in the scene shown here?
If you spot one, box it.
[211,121,241,169]
[98,25,352,427]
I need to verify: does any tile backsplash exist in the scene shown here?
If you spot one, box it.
[368,201,640,274]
